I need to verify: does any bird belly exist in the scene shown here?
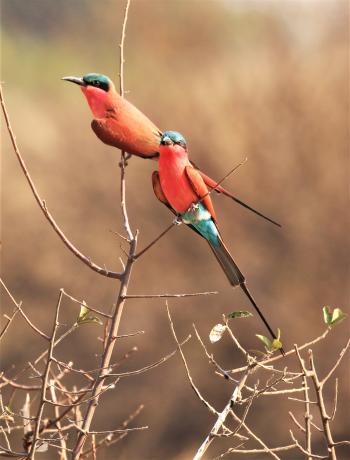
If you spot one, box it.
[159,157,197,213]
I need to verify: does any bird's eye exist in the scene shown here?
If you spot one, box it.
[93,80,100,87]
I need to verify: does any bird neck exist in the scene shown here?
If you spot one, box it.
[159,144,189,166]
[81,84,119,119]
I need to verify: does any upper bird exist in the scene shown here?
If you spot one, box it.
[153,130,283,353]
[62,73,161,158]
[62,73,281,228]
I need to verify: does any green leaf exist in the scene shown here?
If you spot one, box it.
[77,301,103,326]
[78,316,103,325]
[226,311,253,320]
[330,308,347,327]
[323,306,332,325]
[272,339,283,350]
[209,324,227,343]
[323,306,346,328]
[256,334,272,350]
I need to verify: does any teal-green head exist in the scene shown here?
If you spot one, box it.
[160,131,187,149]
[62,73,111,92]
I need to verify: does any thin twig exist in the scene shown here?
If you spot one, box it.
[124,291,217,299]
[166,304,218,417]
[294,345,312,460]
[0,278,50,341]
[194,367,252,460]
[29,290,63,458]
[61,290,112,319]
[0,308,18,341]
[0,87,123,280]
[134,221,176,259]
[71,2,134,457]
[307,350,337,460]
[321,336,350,385]
[230,329,330,375]
[290,430,328,459]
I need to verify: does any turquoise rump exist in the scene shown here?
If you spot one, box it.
[182,203,220,248]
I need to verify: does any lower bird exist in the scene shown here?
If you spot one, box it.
[153,131,282,351]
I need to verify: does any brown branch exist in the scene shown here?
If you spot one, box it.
[294,345,312,460]
[124,291,218,299]
[230,329,330,375]
[49,385,67,460]
[321,336,350,385]
[330,378,338,421]
[0,86,123,280]
[29,290,63,458]
[61,290,112,319]
[71,2,134,457]
[289,411,306,433]
[0,308,18,341]
[0,278,50,341]
[166,304,218,417]
[229,411,282,460]
[290,430,328,459]
[75,425,148,435]
[134,220,177,259]
[217,443,298,458]
[307,350,337,459]
[198,157,247,203]
[194,367,252,460]
[80,404,144,459]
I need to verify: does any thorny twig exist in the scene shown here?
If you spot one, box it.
[0,88,123,281]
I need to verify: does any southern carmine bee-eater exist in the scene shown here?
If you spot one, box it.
[153,130,283,351]
[62,73,281,228]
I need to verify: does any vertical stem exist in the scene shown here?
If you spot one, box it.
[119,0,131,97]
[71,240,137,459]
[308,351,337,460]
[29,290,63,459]
[302,374,312,460]
[72,3,133,458]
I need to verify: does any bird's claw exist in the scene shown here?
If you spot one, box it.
[173,215,183,226]
[189,202,199,212]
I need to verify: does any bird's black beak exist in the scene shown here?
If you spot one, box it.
[61,76,86,86]
[161,136,172,146]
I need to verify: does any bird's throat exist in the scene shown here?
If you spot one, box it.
[81,86,111,119]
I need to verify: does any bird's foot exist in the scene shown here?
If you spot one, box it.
[173,214,183,226]
[189,202,199,212]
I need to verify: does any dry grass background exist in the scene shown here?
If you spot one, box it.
[1,1,349,459]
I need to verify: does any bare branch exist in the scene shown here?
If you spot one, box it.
[294,344,312,459]
[166,303,218,417]
[0,86,123,280]
[321,336,350,385]
[29,290,63,458]
[124,291,217,299]
[134,221,177,259]
[290,430,328,459]
[0,308,18,341]
[230,329,330,375]
[72,2,136,457]
[61,290,112,319]
[0,278,50,341]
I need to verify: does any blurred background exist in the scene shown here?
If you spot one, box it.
[1,1,349,458]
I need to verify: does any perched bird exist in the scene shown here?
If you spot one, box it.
[154,130,283,351]
[62,73,281,227]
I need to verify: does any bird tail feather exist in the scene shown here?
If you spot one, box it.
[208,238,284,354]
[208,239,245,287]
